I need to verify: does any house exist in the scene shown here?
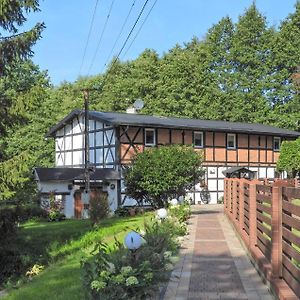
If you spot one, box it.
[34,109,300,218]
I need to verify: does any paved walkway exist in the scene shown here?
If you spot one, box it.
[163,205,274,300]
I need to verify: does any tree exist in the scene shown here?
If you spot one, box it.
[123,145,204,208]
[276,138,300,178]
[0,0,45,75]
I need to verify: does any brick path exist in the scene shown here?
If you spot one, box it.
[163,204,274,300]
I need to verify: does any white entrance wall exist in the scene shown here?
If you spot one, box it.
[37,180,119,218]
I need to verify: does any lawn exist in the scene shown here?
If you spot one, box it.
[3,214,151,300]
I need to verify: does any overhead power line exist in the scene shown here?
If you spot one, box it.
[98,0,151,90]
[102,0,137,73]
[87,0,115,75]
[78,0,100,76]
[122,0,158,59]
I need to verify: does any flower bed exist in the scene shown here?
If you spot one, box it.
[81,202,191,299]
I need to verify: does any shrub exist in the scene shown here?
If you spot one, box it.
[168,203,191,224]
[114,206,129,217]
[124,145,204,208]
[81,216,186,299]
[89,192,109,224]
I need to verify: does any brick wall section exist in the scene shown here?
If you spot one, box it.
[224,178,300,299]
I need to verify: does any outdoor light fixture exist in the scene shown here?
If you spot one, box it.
[170,198,178,206]
[157,208,168,220]
[124,231,142,250]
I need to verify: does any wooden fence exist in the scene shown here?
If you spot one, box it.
[224,178,300,300]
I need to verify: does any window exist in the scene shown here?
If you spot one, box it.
[227,133,236,149]
[145,128,156,146]
[193,131,203,148]
[273,137,281,151]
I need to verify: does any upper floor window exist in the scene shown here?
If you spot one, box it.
[145,128,156,146]
[193,131,203,148]
[273,137,281,151]
[227,133,236,149]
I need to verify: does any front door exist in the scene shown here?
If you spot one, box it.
[74,190,83,219]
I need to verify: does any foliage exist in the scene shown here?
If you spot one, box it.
[0,0,45,75]
[46,194,65,221]
[81,213,188,300]
[3,214,150,299]
[124,145,204,208]
[168,202,191,224]
[276,138,300,177]
[89,192,109,224]
[25,264,44,279]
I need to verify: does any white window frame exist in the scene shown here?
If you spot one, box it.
[193,131,204,148]
[273,137,281,151]
[227,133,236,149]
[145,128,156,146]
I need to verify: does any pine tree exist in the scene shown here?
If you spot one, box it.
[0,0,45,75]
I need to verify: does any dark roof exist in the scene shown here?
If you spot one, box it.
[46,109,300,138]
[222,166,256,176]
[34,167,120,182]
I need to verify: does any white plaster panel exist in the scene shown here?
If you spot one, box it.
[73,150,83,165]
[110,147,115,161]
[104,129,114,146]
[56,153,64,166]
[207,179,217,191]
[73,134,83,149]
[95,131,103,146]
[259,167,267,179]
[65,136,72,150]
[55,137,64,152]
[89,149,95,163]
[89,133,94,148]
[210,192,217,204]
[89,120,95,131]
[218,167,226,178]
[267,168,275,178]
[96,148,103,164]
[65,152,72,166]
[65,123,72,135]
[218,179,224,191]
[96,121,103,130]
[57,128,64,136]
[73,118,82,134]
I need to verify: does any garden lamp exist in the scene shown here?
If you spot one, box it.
[124,231,142,250]
[157,208,168,220]
[170,198,178,206]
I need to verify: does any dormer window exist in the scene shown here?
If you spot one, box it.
[273,137,281,151]
[145,129,156,146]
[227,133,236,149]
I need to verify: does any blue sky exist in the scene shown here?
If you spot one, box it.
[23,0,298,85]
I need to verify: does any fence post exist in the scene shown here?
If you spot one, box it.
[232,179,237,223]
[249,181,257,251]
[271,185,283,279]
[224,179,228,214]
[239,179,245,233]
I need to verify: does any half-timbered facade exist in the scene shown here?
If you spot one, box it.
[35,109,300,217]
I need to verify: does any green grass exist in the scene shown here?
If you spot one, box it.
[4,214,151,300]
